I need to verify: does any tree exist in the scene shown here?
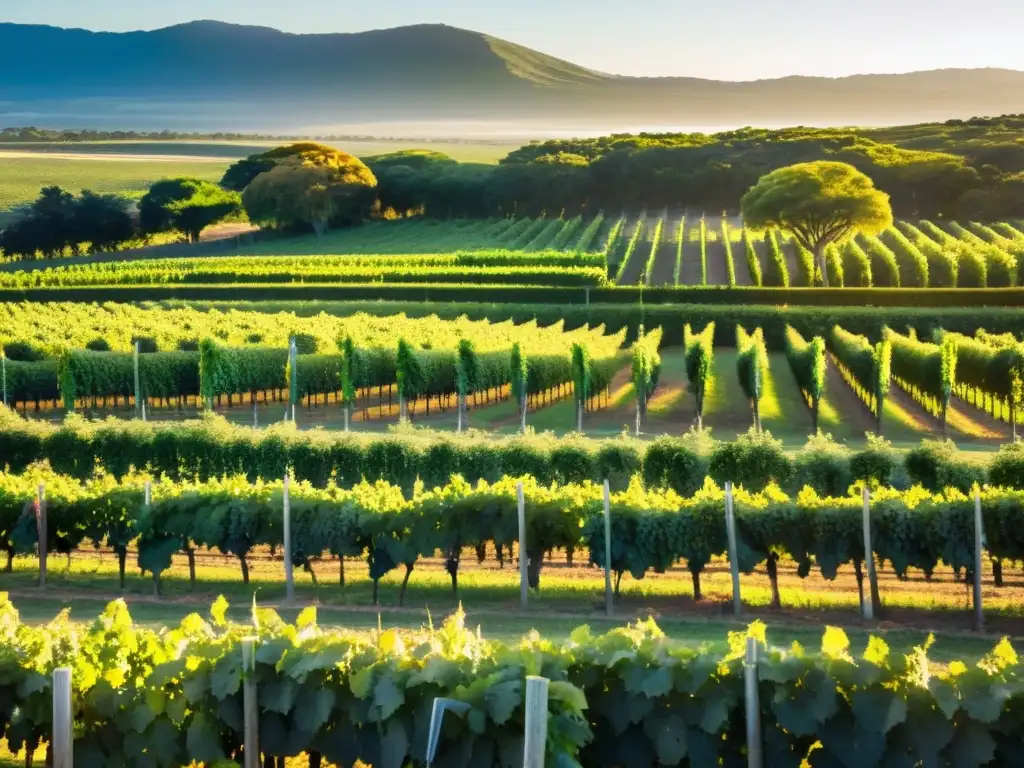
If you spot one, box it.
[242,148,377,235]
[220,142,340,191]
[70,192,135,253]
[138,178,242,243]
[740,161,893,286]
[0,186,136,259]
[22,186,76,256]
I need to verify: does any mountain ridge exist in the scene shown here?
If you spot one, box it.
[2,21,1023,131]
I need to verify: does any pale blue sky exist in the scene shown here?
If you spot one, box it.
[3,0,1023,80]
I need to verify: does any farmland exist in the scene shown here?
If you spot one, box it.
[3,215,1023,294]
[3,137,1024,768]
[0,154,229,226]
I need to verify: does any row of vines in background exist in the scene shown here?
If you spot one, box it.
[4,404,1022,495]
[829,324,1023,439]
[612,215,646,284]
[2,313,627,409]
[4,301,1024,358]
[4,318,1020,449]
[784,326,826,433]
[0,252,610,288]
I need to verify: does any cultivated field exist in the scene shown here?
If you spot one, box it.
[610,213,1024,289]
[4,215,1022,293]
[2,165,1023,768]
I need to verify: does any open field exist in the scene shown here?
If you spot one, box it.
[0,155,229,225]
[0,138,518,163]
[2,215,1022,296]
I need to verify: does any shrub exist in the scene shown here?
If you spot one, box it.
[988,441,1024,489]
[841,239,872,287]
[957,248,988,287]
[849,434,902,487]
[84,338,111,352]
[708,428,792,492]
[2,341,44,362]
[642,434,707,497]
[982,246,1018,288]
[791,433,853,496]
[550,440,597,485]
[131,336,158,353]
[595,439,643,491]
[904,439,985,493]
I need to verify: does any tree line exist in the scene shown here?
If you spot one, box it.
[0,180,242,259]
[367,127,1024,221]
[3,122,1021,261]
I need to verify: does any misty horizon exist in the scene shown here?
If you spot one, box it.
[4,0,1024,80]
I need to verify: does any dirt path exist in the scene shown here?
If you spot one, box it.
[947,394,1012,442]
[704,236,729,286]
[648,238,678,286]
[885,385,945,442]
[818,359,879,442]
[616,220,649,286]
[679,234,703,286]
[887,383,1010,446]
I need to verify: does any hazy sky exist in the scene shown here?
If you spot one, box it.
[4,0,1023,80]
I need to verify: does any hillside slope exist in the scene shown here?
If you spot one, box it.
[3,21,1024,130]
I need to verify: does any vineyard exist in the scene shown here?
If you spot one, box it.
[0,594,1019,768]
[0,303,1020,451]
[607,215,1024,289]
[4,184,1024,766]
[5,215,1024,293]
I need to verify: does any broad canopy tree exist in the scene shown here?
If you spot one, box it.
[242,147,378,235]
[138,178,242,243]
[740,161,893,286]
[220,142,331,191]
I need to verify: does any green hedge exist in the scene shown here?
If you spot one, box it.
[1,597,1020,768]
[9,335,626,407]
[128,300,1024,350]
[4,469,1024,601]
[4,284,1024,307]
[1,409,1020,496]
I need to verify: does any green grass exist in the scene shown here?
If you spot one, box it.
[5,548,1022,642]
[0,138,516,165]
[703,350,818,443]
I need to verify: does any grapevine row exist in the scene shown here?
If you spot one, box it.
[0,594,1019,768]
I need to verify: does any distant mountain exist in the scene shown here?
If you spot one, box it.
[2,21,1024,133]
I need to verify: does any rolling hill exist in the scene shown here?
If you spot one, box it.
[2,20,1024,132]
